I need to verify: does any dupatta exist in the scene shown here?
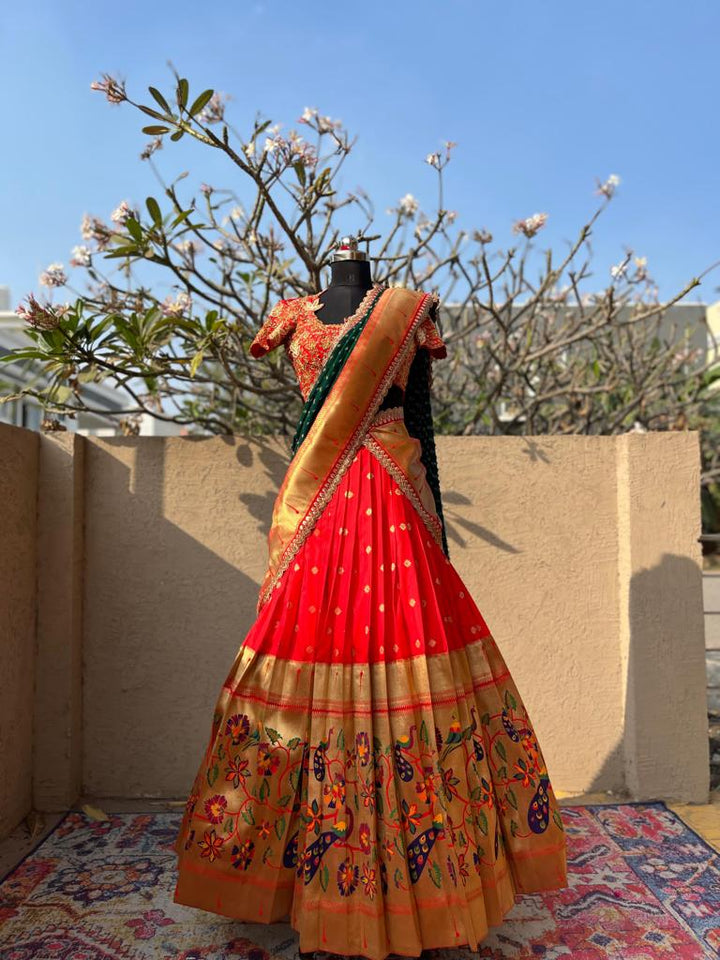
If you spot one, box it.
[256,284,445,610]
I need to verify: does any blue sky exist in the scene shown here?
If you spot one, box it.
[2,0,719,309]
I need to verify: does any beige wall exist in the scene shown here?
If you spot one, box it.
[0,425,710,839]
[0,423,38,838]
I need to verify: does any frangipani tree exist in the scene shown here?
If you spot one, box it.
[2,64,719,521]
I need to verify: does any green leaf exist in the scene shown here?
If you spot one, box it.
[506,787,518,810]
[125,217,143,242]
[336,728,345,750]
[170,129,184,142]
[146,196,162,227]
[495,740,507,761]
[189,88,215,117]
[142,125,171,136]
[429,860,443,888]
[476,809,488,835]
[419,720,429,745]
[504,690,517,710]
[286,737,301,751]
[241,806,255,825]
[553,809,565,832]
[274,815,286,839]
[0,349,47,363]
[320,863,329,891]
[148,86,171,113]
[277,793,291,808]
[206,762,219,787]
[293,160,306,186]
[138,104,168,121]
[176,77,189,109]
[259,778,270,802]
[171,209,192,228]
[265,726,282,744]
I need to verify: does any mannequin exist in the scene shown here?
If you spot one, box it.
[317,236,404,410]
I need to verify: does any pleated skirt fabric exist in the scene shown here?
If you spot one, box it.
[173,443,567,960]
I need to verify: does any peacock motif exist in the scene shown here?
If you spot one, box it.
[393,724,417,781]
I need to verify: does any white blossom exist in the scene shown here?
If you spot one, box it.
[111,200,133,225]
[597,173,621,198]
[39,263,68,287]
[161,291,192,318]
[512,212,548,238]
[69,245,92,267]
[398,193,419,217]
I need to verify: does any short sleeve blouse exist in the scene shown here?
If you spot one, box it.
[249,290,446,398]
[249,299,298,358]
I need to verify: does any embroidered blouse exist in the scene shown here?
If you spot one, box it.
[250,286,446,400]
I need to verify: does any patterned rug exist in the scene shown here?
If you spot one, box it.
[0,802,718,959]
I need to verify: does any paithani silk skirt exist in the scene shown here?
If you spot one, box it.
[173,410,568,960]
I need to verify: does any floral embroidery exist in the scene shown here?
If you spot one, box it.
[176,693,565,899]
[250,291,446,401]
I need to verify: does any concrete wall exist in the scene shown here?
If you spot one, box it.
[0,426,710,839]
[0,423,38,838]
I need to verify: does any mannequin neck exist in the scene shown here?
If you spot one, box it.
[315,260,374,324]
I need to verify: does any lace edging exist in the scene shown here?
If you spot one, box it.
[363,435,444,549]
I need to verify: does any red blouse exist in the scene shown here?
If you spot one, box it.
[250,286,446,400]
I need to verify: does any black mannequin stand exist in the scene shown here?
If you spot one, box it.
[316,260,404,411]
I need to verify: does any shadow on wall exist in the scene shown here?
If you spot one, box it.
[234,437,291,537]
[80,434,290,800]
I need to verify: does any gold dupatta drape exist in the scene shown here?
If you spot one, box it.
[258,286,439,609]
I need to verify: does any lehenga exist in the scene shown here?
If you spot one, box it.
[172,283,568,960]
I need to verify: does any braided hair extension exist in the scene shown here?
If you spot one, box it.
[404,337,450,557]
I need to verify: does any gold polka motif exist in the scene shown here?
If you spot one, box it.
[294,563,301,571]
[311,566,318,575]
[344,490,354,499]
[379,603,385,613]
[334,607,342,615]
[409,598,417,607]
[366,507,373,516]
[337,566,345,574]
[364,585,370,594]
[309,605,316,614]
[365,545,372,554]
[404,559,412,568]
[390,525,396,533]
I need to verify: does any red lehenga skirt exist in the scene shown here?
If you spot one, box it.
[173,415,568,960]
